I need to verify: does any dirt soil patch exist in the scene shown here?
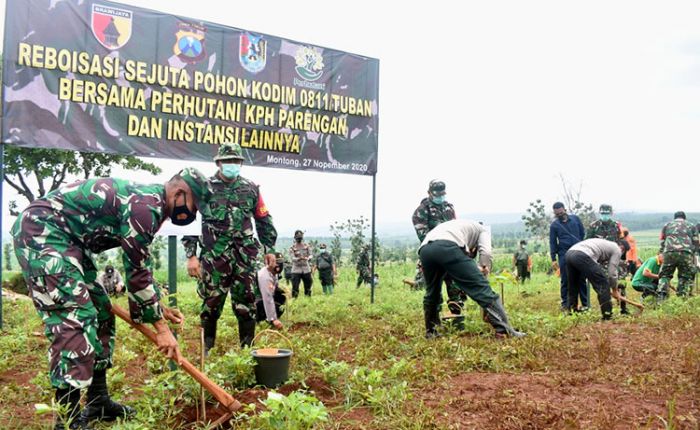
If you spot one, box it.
[418,319,700,429]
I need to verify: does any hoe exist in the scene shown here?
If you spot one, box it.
[111,303,241,427]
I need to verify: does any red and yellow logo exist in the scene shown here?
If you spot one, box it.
[91,4,132,50]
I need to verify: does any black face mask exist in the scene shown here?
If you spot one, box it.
[295,237,302,243]
[171,193,196,226]
[275,262,284,274]
[556,213,567,221]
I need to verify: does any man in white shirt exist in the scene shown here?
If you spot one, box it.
[419,219,525,339]
[256,253,286,329]
[98,265,124,296]
[565,238,629,320]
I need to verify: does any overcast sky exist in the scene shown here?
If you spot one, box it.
[2,0,700,236]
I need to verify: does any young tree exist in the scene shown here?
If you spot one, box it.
[3,243,12,271]
[332,216,369,264]
[329,224,343,266]
[558,173,596,227]
[3,146,161,215]
[151,236,165,271]
[522,199,549,245]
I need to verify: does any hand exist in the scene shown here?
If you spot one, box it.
[115,284,123,294]
[264,253,276,267]
[154,321,182,364]
[163,307,184,327]
[187,256,201,279]
[271,319,283,330]
[480,265,490,276]
[551,261,559,271]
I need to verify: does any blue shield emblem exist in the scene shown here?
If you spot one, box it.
[173,22,207,64]
[239,32,267,73]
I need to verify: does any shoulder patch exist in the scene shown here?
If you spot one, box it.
[255,193,269,218]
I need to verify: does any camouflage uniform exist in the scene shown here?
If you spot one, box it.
[356,247,372,287]
[586,205,627,312]
[657,217,698,296]
[412,182,466,314]
[11,178,184,390]
[183,144,277,347]
[585,220,623,243]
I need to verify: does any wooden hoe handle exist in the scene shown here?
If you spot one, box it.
[110,303,241,413]
[612,291,644,311]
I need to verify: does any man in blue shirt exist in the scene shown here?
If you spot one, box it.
[549,202,587,310]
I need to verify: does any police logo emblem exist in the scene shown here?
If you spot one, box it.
[239,32,267,73]
[294,45,324,81]
[91,4,133,50]
[173,22,207,64]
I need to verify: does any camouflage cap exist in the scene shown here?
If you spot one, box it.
[177,167,211,203]
[428,180,446,196]
[214,142,245,162]
[599,204,613,214]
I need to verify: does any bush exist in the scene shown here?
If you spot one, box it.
[3,272,28,295]
[207,348,257,389]
[252,391,328,430]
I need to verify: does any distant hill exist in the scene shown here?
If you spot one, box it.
[2,212,697,246]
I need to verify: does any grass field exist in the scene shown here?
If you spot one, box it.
[1,263,699,429]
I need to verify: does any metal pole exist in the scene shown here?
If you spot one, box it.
[370,173,376,304]
[168,235,177,308]
[167,235,177,371]
[0,144,4,330]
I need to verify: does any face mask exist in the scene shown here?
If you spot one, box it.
[556,213,567,221]
[221,163,241,179]
[600,214,611,222]
[319,248,326,253]
[431,195,445,205]
[171,193,196,226]
[274,262,284,274]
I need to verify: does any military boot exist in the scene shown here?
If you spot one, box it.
[483,298,526,338]
[54,387,92,430]
[238,318,256,348]
[80,369,135,423]
[423,304,441,339]
[201,317,218,356]
[601,301,613,320]
[620,300,629,315]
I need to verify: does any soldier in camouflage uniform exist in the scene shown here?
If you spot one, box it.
[11,169,209,430]
[412,180,467,315]
[657,211,698,297]
[183,143,277,352]
[586,204,623,242]
[586,204,628,313]
[356,244,372,288]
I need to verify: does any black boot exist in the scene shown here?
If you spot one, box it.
[54,387,92,430]
[238,318,256,348]
[423,304,441,339]
[620,301,629,315]
[80,369,135,423]
[483,298,526,338]
[601,301,613,320]
[201,317,218,355]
